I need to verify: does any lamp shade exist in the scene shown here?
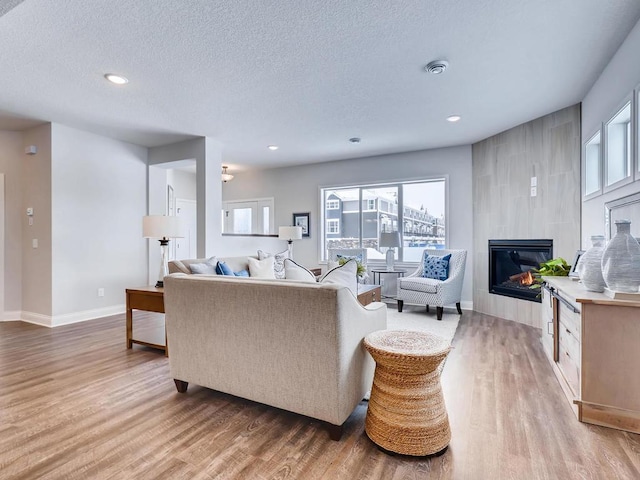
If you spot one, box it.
[143,215,184,239]
[380,231,401,248]
[279,226,303,241]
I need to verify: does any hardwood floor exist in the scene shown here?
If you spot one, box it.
[1,311,638,479]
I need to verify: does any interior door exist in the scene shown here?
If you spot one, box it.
[175,199,197,260]
[223,201,259,234]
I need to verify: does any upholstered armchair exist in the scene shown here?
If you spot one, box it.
[397,249,467,320]
[327,248,368,282]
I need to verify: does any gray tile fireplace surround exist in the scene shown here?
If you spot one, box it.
[472,104,580,328]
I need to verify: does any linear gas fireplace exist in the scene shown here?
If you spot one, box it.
[489,239,553,303]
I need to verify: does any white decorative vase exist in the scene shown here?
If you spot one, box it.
[601,220,640,293]
[576,235,606,292]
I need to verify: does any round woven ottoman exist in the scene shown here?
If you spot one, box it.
[363,330,451,456]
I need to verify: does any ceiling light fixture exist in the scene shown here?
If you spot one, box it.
[349,137,361,144]
[447,115,461,122]
[268,145,279,151]
[424,60,449,75]
[104,73,129,85]
[221,165,234,183]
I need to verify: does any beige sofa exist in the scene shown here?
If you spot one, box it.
[163,273,387,440]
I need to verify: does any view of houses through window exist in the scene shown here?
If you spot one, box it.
[322,179,446,262]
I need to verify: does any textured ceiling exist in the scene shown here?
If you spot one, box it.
[1,0,639,169]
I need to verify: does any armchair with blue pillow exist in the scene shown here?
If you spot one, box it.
[396,249,467,320]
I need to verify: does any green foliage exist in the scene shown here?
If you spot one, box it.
[338,257,367,278]
[529,257,571,290]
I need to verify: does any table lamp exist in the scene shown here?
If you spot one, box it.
[380,231,401,271]
[279,226,303,258]
[143,215,184,287]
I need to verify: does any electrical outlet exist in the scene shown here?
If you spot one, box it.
[97,288,105,297]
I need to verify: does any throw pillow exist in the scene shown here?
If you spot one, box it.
[422,253,452,281]
[320,258,358,296]
[215,261,235,276]
[258,249,289,279]
[336,254,367,279]
[284,258,316,283]
[248,256,276,279]
[234,270,249,277]
[188,256,218,274]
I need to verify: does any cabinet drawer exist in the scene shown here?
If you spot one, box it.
[559,321,580,363]
[558,331,580,396]
[558,299,581,338]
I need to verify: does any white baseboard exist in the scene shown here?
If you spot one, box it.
[14,305,126,328]
[2,310,22,322]
[460,300,473,311]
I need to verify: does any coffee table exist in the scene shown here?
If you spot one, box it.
[125,286,167,356]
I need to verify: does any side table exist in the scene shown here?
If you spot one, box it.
[370,269,406,298]
[126,286,167,356]
[363,330,451,456]
[357,284,382,306]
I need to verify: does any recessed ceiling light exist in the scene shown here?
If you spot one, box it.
[349,137,361,144]
[425,60,449,75]
[268,145,279,151]
[447,115,461,122]
[104,73,129,85]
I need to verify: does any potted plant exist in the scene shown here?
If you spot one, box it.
[529,257,571,291]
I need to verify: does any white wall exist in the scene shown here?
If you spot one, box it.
[50,124,148,321]
[168,169,197,201]
[220,146,474,306]
[0,131,23,317]
[582,17,640,244]
[22,124,52,318]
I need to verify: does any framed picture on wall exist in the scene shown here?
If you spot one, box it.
[293,212,310,238]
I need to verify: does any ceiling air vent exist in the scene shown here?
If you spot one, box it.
[425,60,449,75]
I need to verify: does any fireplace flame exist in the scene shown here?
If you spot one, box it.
[520,271,534,286]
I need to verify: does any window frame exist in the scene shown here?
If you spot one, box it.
[583,127,603,200]
[319,177,448,264]
[603,95,634,193]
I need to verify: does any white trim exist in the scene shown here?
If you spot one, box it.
[2,310,21,321]
[18,305,125,328]
[0,174,4,322]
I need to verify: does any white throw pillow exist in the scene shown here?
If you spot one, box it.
[188,256,218,274]
[248,256,276,279]
[257,249,289,279]
[320,259,358,296]
[284,258,316,283]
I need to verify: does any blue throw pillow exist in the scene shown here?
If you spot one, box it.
[216,261,234,276]
[422,254,451,281]
[234,270,249,277]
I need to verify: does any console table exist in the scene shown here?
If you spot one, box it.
[541,276,640,433]
[126,286,167,356]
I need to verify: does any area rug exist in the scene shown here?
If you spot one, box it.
[385,303,461,345]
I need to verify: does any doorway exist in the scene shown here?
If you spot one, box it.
[175,199,197,260]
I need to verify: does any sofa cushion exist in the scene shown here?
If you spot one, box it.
[422,253,451,281]
[320,259,358,295]
[284,258,316,283]
[248,256,276,279]
[216,261,234,276]
[399,277,439,293]
[258,249,289,279]
[189,256,218,274]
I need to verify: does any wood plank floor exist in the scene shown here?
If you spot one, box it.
[1,311,638,479]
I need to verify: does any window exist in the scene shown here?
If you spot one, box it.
[584,130,601,197]
[321,179,446,262]
[326,219,340,234]
[326,199,339,210]
[222,198,275,235]
[605,101,632,188]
